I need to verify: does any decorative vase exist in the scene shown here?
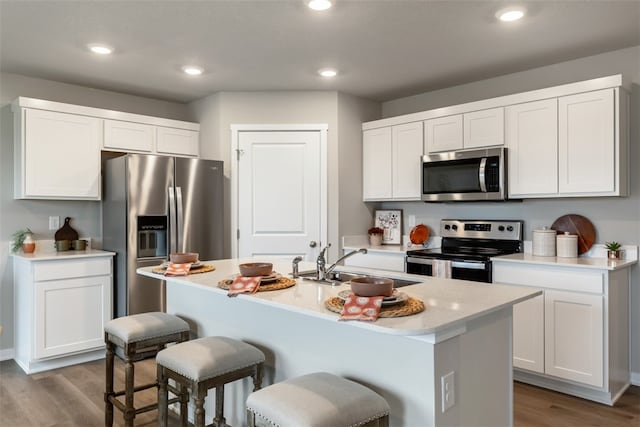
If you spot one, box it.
[369,233,383,246]
[607,249,622,259]
[22,233,36,254]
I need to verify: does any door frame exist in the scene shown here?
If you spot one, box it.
[230,124,328,258]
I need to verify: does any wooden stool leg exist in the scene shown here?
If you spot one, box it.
[179,382,189,427]
[214,385,225,427]
[157,365,168,427]
[379,414,390,427]
[253,362,263,391]
[124,357,135,427]
[194,384,207,427]
[104,341,115,427]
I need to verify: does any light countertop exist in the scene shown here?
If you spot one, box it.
[492,250,637,271]
[12,249,115,261]
[138,258,540,338]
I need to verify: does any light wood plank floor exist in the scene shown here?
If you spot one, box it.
[1,358,638,426]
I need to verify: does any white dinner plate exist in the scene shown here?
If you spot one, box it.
[337,289,408,306]
[229,272,282,283]
[162,260,203,268]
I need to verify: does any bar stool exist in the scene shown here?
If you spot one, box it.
[156,336,265,427]
[104,312,191,427]
[246,372,390,427]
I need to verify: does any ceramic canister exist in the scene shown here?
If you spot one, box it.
[556,232,578,258]
[532,227,556,257]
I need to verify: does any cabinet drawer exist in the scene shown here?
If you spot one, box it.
[33,258,111,282]
[493,263,604,294]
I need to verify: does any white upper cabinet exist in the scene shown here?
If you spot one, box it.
[424,115,462,152]
[363,122,422,201]
[392,122,423,199]
[558,89,615,194]
[156,126,199,157]
[104,119,154,153]
[463,107,504,149]
[363,127,393,200]
[506,99,558,197]
[15,108,102,200]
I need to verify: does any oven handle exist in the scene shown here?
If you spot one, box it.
[479,157,487,192]
[406,257,487,270]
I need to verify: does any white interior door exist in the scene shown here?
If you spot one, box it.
[236,129,325,261]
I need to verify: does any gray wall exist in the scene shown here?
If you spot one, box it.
[189,90,379,261]
[0,73,193,352]
[379,45,640,379]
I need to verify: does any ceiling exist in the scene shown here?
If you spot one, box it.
[1,1,639,104]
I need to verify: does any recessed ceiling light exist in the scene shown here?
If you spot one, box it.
[496,7,526,22]
[182,65,204,76]
[307,0,332,11]
[318,68,338,78]
[88,43,114,55]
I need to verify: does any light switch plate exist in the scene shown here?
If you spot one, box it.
[49,216,60,230]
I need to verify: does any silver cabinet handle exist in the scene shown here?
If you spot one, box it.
[309,241,317,248]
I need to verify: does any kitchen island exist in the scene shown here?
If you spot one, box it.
[138,258,540,427]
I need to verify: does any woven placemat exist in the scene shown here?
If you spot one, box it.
[151,264,216,275]
[218,276,296,292]
[324,296,425,318]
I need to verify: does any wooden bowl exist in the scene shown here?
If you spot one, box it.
[239,262,273,277]
[350,276,394,297]
[170,252,199,264]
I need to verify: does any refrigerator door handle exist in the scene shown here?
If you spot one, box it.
[168,187,177,254]
[176,186,184,252]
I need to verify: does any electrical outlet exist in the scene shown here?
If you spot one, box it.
[441,371,455,412]
[49,216,60,230]
[408,215,416,227]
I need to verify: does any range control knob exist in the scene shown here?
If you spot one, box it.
[444,224,451,230]
[498,225,505,231]
[507,226,514,232]
[452,224,458,231]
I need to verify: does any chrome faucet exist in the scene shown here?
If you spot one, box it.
[291,256,303,278]
[316,245,368,281]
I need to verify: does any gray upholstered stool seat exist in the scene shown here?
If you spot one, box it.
[104,312,190,427]
[246,372,390,427]
[157,336,265,427]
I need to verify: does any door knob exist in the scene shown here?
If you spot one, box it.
[309,241,317,248]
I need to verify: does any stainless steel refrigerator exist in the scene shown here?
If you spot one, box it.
[102,154,224,318]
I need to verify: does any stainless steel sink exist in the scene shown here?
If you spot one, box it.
[297,270,421,288]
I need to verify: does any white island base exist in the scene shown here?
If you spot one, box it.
[140,259,541,427]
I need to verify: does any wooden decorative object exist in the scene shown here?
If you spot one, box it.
[217,276,296,292]
[151,264,216,275]
[551,214,596,255]
[54,217,79,241]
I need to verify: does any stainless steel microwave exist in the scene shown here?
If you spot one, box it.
[421,147,507,202]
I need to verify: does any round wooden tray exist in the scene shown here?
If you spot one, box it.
[218,276,296,292]
[151,264,216,275]
[324,296,425,318]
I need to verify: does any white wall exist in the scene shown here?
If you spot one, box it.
[189,91,379,261]
[0,73,193,354]
[379,45,640,381]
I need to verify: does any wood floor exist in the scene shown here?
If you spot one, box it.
[0,358,638,426]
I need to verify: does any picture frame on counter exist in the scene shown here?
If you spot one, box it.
[374,209,402,245]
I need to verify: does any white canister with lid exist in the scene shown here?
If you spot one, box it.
[533,227,556,256]
[556,232,578,258]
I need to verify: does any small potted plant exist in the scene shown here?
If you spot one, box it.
[605,241,622,259]
[12,228,35,254]
[368,226,384,246]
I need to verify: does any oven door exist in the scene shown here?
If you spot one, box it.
[405,256,492,283]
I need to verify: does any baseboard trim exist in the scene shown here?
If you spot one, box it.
[0,348,15,361]
[631,371,640,386]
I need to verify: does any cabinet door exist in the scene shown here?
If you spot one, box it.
[23,109,101,199]
[506,99,558,197]
[104,119,154,152]
[513,294,544,373]
[157,127,199,157]
[392,122,423,200]
[463,107,504,149]
[35,275,111,359]
[363,127,392,200]
[544,290,603,387]
[424,115,463,153]
[558,89,615,194]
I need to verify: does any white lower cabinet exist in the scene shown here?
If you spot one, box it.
[342,247,405,272]
[493,261,630,404]
[13,253,114,374]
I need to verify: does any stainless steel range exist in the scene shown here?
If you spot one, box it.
[406,219,523,283]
